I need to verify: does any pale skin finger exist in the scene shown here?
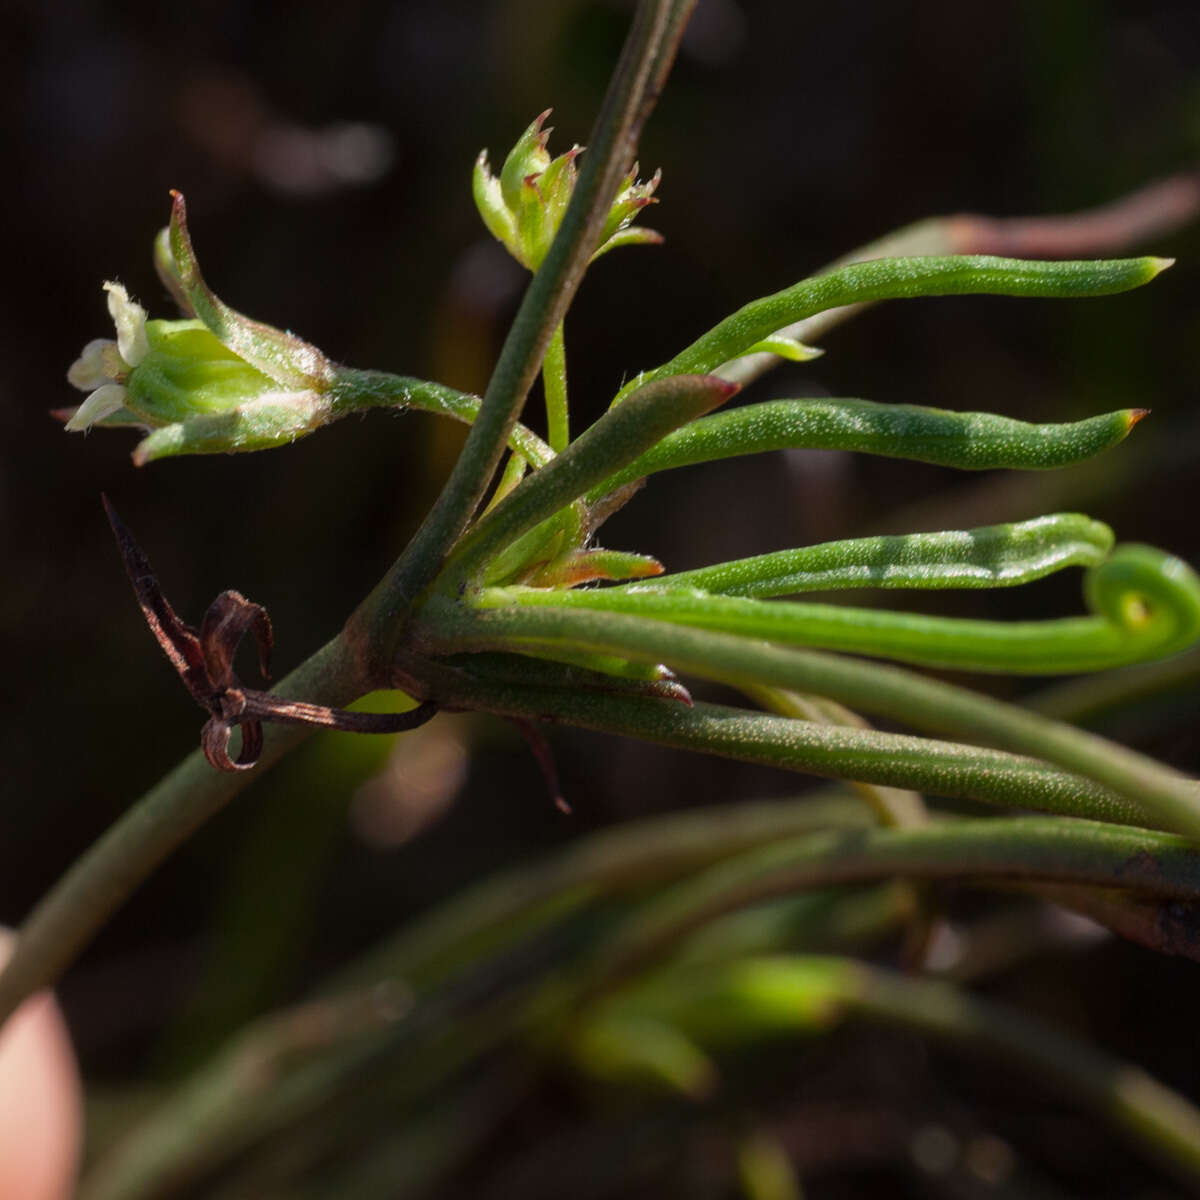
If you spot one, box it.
[0,932,82,1200]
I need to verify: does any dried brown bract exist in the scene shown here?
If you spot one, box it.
[103,496,437,771]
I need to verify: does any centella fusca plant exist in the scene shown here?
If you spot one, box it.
[16,4,1200,1195]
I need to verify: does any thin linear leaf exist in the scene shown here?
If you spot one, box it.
[481,543,1200,674]
[419,593,1200,837]
[589,398,1147,498]
[637,513,1113,598]
[616,254,1171,398]
[429,685,1142,824]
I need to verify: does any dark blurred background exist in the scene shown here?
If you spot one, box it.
[4,0,1200,1193]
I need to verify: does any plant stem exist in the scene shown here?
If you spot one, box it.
[840,958,1200,1178]
[438,375,734,589]
[333,793,875,995]
[0,633,368,1029]
[585,816,1200,984]
[359,0,684,646]
[543,321,569,453]
[0,0,700,1035]
[1030,645,1200,726]
[332,369,554,466]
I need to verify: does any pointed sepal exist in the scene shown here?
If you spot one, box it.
[163,191,334,391]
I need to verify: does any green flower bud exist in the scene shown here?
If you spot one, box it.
[62,192,335,463]
[473,110,662,272]
[126,322,284,424]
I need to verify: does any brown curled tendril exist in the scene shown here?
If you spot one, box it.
[102,495,438,771]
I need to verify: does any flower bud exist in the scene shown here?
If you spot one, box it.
[61,192,336,463]
[473,111,662,271]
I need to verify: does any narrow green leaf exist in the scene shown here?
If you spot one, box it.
[640,513,1113,598]
[617,254,1171,397]
[419,590,1200,836]
[404,659,1142,824]
[590,398,1147,499]
[486,543,1200,674]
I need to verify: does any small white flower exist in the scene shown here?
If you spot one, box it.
[64,283,149,432]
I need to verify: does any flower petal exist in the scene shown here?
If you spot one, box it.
[64,383,129,432]
[103,282,150,367]
[66,338,119,391]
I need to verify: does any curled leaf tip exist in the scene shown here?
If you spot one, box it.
[1128,408,1152,428]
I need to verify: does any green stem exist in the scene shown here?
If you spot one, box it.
[81,794,866,1200]
[1030,645,1200,726]
[586,816,1200,984]
[841,959,1200,1179]
[601,953,1200,1181]
[438,374,735,589]
[423,600,1200,837]
[0,634,368,1029]
[360,0,680,645]
[332,369,554,467]
[0,5,696,1032]
[543,321,569,453]
[335,792,875,995]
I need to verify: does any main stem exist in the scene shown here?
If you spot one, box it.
[0,634,367,1027]
[357,0,685,656]
[0,1,695,1032]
